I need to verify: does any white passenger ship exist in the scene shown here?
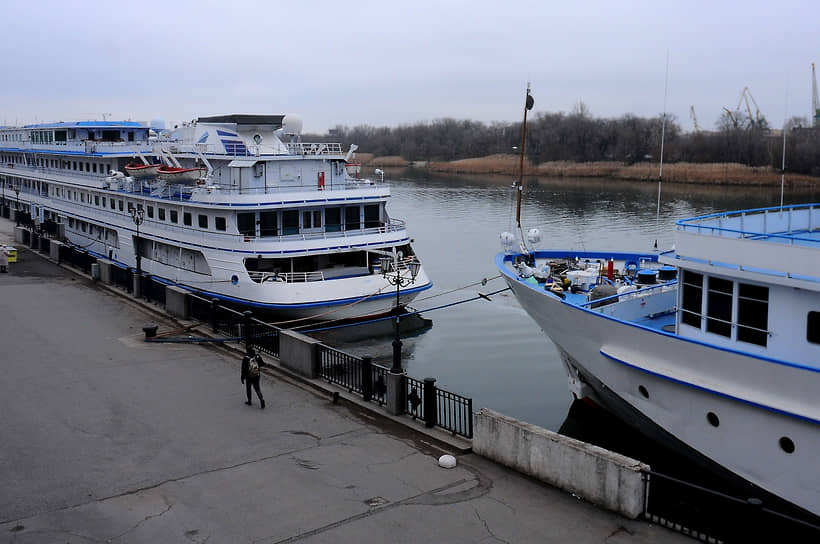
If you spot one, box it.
[496,204,820,517]
[0,114,431,319]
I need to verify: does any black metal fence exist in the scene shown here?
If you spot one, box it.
[314,350,472,439]
[644,470,820,542]
[318,344,364,394]
[141,275,166,306]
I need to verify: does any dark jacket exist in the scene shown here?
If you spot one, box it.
[241,353,263,383]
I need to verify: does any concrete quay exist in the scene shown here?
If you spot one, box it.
[0,221,690,543]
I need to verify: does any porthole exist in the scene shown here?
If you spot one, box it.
[779,437,795,454]
[707,412,720,427]
[638,385,649,399]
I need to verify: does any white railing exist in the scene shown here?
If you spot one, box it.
[248,270,326,283]
[285,142,343,155]
[676,204,818,246]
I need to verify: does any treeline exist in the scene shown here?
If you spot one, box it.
[309,108,820,176]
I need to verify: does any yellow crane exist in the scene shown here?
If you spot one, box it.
[689,105,701,132]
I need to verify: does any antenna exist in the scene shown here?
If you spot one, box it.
[812,62,819,127]
[656,50,669,227]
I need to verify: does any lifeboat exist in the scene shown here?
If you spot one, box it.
[124,163,161,179]
[157,165,206,184]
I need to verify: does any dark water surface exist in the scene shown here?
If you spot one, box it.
[333,169,817,431]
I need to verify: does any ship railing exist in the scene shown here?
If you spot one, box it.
[579,280,678,309]
[285,142,343,155]
[188,177,386,197]
[374,254,419,274]
[249,270,325,283]
[676,203,819,246]
[235,219,406,244]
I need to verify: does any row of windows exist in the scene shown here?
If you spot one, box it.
[1,153,109,174]
[680,271,820,347]
[681,270,770,346]
[236,204,381,237]
[1,133,23,142]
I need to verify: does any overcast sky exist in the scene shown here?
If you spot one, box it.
[1,1,817,134]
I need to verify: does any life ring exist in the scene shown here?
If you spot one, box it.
[625,260,639,276]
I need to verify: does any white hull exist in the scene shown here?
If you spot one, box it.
[502,269,820,517]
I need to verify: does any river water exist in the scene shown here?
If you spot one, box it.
[330,169,817,432]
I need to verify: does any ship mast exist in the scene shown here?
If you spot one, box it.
[515,84,534,239]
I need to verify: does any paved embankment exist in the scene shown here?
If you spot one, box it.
[0,220,689,543]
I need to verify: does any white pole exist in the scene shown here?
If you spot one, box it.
[656,50,669,226]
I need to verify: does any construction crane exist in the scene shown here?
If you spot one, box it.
[724,87,763,128]
[813,62,820,127]
[689,105,701,132]
[722,106,737,127]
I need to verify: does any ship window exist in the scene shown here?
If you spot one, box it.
[344,206,360,230]
[93,164,97,173]
[110,198,115,210]
[94,195,99,206]
[118,200,124,212]
[238,212,255,236]
[737,283,769,347]
[215,217,226,231]
[170,210,178,223]
[680,270,703,328]
[302,210,321,229]
[147,206,154,219]
[81,193,85,203]
[183,212,192,226]
[158,208,166,221]
[706,277,733,337]
[282,210,299,235]
[198,214,208,229]
[102,197,106,207]
[86,163,90,172]
[808,312,820,345]
[260,211,277,237]
[72,161,77,170]
[325,207,341,232]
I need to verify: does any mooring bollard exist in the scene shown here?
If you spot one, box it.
[142,324,158,339]
[423,377,437,428]
[362,356,373,402]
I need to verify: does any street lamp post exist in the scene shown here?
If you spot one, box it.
[130,206,145,291]
[379,254,421,374]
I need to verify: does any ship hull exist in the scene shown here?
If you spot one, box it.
[499,257,820,518]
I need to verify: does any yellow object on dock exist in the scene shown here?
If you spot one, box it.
[2,246,16,263]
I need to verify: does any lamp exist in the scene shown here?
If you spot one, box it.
[381,254,421,374]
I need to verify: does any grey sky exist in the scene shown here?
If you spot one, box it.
[2,0,817,134]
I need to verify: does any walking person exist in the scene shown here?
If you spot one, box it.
[241,347,265,409]
[0,246,8,273]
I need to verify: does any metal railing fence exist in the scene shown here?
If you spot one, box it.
[318,344,363,394]
[643,470,820,542]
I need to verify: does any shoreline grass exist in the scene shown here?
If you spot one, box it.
[362,154,818,186]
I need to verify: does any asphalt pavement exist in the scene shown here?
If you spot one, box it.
[0,219,690,543]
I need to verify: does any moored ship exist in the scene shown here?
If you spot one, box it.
[0,114,432,320]
[496,204,820,517]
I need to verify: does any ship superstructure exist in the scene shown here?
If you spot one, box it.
[0,114,431,319]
